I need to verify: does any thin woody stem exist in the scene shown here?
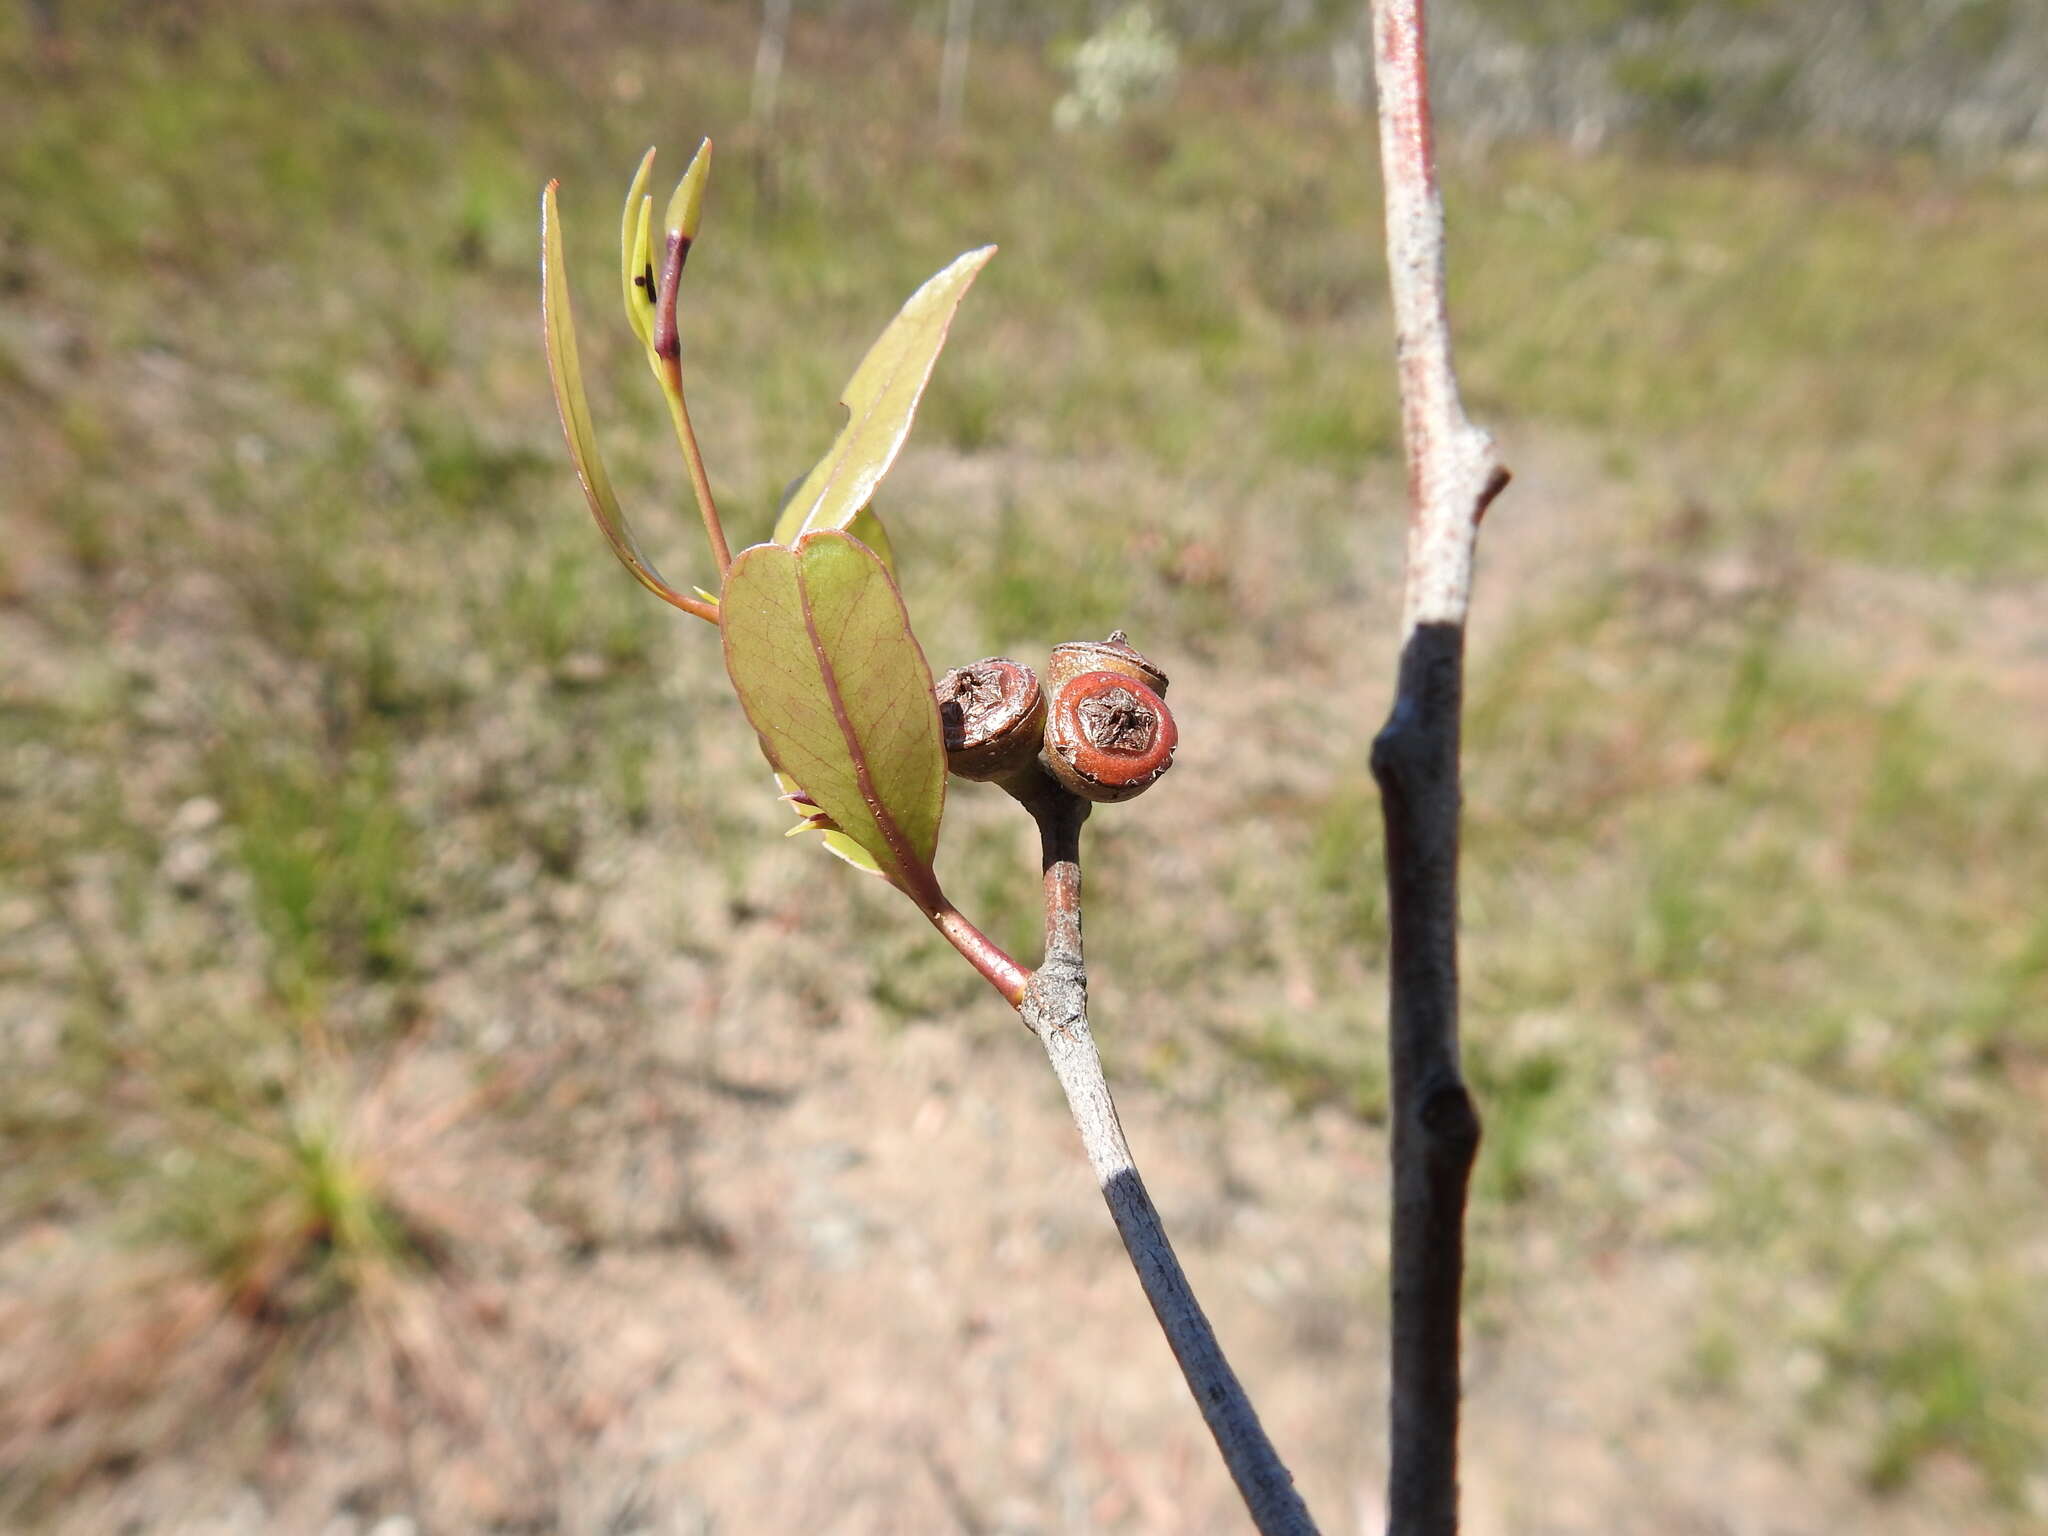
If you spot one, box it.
[1018,779,1320,1536]
[1034,783,1085,960]
[1370,0,1507,633]
[924,898,1029,1006]
[654,230,732,576]
[1367,2,1509,1532]
[663,382,731,577]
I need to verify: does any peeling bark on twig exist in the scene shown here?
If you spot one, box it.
[1367,1,1510,1532]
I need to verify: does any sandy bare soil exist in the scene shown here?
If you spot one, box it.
[12,438,2038,1536]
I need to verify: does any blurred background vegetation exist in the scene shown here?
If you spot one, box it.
[1,0,2043,1531]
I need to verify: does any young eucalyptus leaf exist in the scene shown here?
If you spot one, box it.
[772,245,996,546]
[845,504,897,576]
[722,530,946,903]
[775,474,899,578]
[775,771,887,877]
[620,147,657,348]
[541,180,708,619]
[664,138,711,245]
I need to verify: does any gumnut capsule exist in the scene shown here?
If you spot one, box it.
[1043,669,1177,803]
[934,657,1048,782]
[1044,629,1169,698]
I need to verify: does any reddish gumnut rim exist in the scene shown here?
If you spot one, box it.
[1044,671,1178,803]
[1044,631,1169,697]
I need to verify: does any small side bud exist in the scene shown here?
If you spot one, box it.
[935,658,1047,782]
[652,140,711,374]
[1044,670,1177,803]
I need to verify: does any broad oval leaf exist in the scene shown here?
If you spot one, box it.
[772,246,996,546]
[722,530,946,903]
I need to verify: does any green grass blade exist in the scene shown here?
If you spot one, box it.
[772,246,996,546]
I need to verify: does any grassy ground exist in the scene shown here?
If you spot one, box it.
[2,1,2043,1530]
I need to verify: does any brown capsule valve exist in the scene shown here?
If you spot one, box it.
[1045,630,1169,697]
[935,657,1048,782]
[1044,670,1177,803]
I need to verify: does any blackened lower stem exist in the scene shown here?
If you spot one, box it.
[1373,623,1481,1536]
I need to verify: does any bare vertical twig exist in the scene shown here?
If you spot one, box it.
[749,0,792,209]
[750,0,791,137]
[1331,14,1368,121]
[1018,781,1321,1536]
[1367,2,1510,1533]
[939,0,976,133]
[1371,0,1507,637]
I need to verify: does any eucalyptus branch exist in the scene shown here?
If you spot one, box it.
[1016,779,1321,1536]
[547,142,1320,1536]
[1367,2,1511,1532]
[923,897,1028,1006]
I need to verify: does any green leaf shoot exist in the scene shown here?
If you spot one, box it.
[620,147,657,350]
[774,478,899,578]
[775,771,887,877]
[773,245,996,546]
[845,504,898,577]
[665,138,711,247]
[540,179,716,623]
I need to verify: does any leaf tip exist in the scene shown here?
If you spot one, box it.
[667,137,713,245]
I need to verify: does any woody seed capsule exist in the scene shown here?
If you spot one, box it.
[1043,670,1177,803]
[934,657,1048,782]
[1044,630,1169,697]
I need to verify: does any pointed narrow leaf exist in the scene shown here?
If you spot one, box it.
[844,505,897,576]
[772,246,996,546]
[620,148,656,347]
[665,138,711,244]
[541,179,712,621]
[776,772,886,877]
[723,531,947,901]
[629,194,656,349]
[817,828,884,870]
[775,477,898,578]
